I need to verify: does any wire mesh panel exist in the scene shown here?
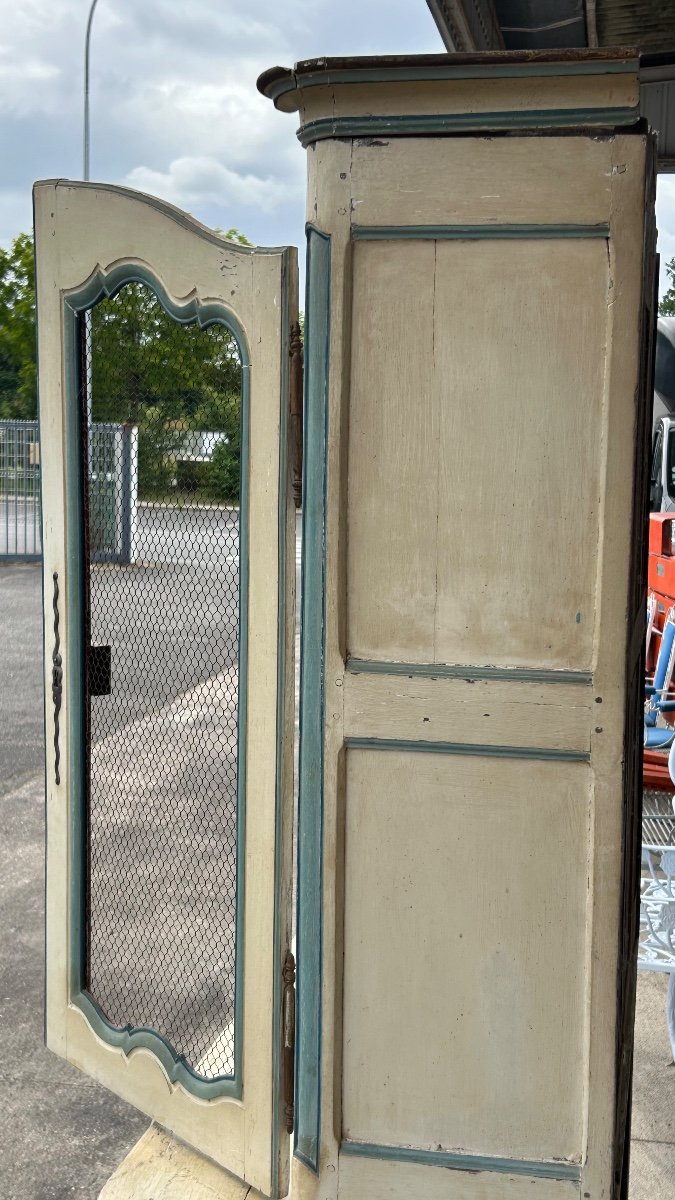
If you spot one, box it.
[82,281,244,1081]
[0,419,41,559]
[643,788,675,849]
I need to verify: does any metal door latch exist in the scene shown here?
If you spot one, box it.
[88,645,112,696]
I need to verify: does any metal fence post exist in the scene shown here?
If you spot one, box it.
[120,422,138,565]
[0,419,42,560]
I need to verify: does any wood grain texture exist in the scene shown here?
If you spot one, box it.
[347,237,608,670]
[337,1153,579,1200]
[343,670,592,750]
[285,69,651,1200]
[34,180,295,1198]
[341,749,589,1162]
[347,239,437,662]
[577,133,651,1200]
[300,73,638,122]
[349,136,612,228]
[433,236,606,670]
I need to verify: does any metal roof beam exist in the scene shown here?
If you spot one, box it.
[425,0,504,51]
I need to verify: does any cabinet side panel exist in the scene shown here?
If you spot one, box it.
[347,237,608,670]
[341,749,589,1163]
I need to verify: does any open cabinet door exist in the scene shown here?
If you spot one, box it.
[34,180,297,1198]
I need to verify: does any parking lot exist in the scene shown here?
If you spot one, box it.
[1,522,672,1197]
[0,561,148,1200]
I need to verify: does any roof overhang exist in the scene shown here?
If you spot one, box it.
[425,1,675,166]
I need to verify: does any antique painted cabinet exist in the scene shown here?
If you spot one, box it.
[260,50,656,1200]
[35,49,656,1200]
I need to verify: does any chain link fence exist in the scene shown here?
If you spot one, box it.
[0,420,41,559]
[83,280,243,1081]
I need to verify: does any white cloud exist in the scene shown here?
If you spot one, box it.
[0,51,61,115]
[112,76,297,173]
[125,155,303,215]
[0,0,442,248]
[0,189,34,248]
[657,175,675,297]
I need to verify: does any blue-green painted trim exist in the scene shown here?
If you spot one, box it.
[63,303,88,1004]
[345,737,589,763]
[352,223,609,240]
[270,246,294,1197]
[297,106,640,146]
[71,991,238,1098]
[340,1141,581,1183]
[294,225,331,1174]
[232,307,249,1101]
[347,658,592,685]
[63,263,251,1101]
[261,56,639,104]
[64,261,251,332]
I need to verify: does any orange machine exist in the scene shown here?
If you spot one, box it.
[645,513,675,788]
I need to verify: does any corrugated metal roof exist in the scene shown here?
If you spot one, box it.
[425,1,675,164]
[428,1,675,52]
[597,1,675,51]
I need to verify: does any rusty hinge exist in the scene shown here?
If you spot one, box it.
[282,949,296,1134]
[289,321,303,508]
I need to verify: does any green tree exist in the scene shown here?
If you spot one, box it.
[0,233,37,419]
[660,257,675,316]
[0,228,249,502]
[89,280,242,500]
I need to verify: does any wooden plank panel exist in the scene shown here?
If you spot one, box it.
[433,237,607,670]
[337,1153,579,1200]
[350,137,611,228]
[343,671,592,751]
[341,749,589,1163]
[302,73,637,120]
[347,237,608,670]
[347,240,438,662]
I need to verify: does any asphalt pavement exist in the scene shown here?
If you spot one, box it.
[2,535,671,1199]
[0,561,148,1200]
[0,563,44,795]
[0,507,285,1198]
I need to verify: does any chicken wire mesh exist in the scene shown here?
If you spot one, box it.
[82,281,243,1080]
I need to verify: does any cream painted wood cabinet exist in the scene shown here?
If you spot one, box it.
[34,181,297,1198]
[260,50,656,1200]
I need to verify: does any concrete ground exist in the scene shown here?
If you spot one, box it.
[0,562,148,1200]
[630,970,675,1197]
[1,556,674,1198]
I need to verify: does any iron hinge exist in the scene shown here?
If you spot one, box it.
[289,322,303,509]
[282,949,296,1133]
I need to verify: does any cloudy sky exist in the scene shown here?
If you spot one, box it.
[0,0,440,253]
[1,0,673,294]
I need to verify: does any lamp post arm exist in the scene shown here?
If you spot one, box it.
[83,0,102,181]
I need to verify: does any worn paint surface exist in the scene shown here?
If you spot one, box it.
[270,57,655,1200]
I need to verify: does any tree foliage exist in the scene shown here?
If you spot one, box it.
[90,281,242,501]
[660,257,675,317]
[0,233,37,419]
[0,231,246,502]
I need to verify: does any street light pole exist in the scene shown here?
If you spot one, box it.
[83,0,103,429]
[83,0,102,181]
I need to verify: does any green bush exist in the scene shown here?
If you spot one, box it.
[209,435,241,504]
